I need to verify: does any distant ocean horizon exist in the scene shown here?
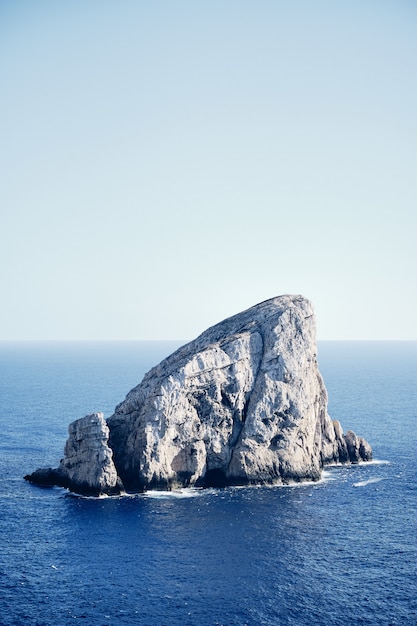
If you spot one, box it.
[1,340,416,625]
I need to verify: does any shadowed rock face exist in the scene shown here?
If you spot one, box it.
[25,295,372,495]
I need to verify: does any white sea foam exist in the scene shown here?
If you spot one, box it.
[353,477,385,487]
[143,487,206,499]
[282,478,323,488]
[325,458,390,468]
[65,491,123,500]
[321,469,337,482]
[368,459,390,465]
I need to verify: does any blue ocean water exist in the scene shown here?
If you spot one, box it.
[0,340,416,626]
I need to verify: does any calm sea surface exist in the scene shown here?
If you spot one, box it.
[0,341,416,625]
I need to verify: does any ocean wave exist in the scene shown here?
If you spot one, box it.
[143,487,207,499]
[353,477,385,487]
[321,469,337,482]
[368,458,390,465]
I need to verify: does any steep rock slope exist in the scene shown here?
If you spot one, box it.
[108,295,372,490]
[25,295,372,495]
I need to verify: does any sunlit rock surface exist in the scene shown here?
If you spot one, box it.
[25,413,122,496]
[25,295,372,495]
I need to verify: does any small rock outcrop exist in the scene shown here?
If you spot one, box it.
[25,295,372,495]
[25,413,123,496]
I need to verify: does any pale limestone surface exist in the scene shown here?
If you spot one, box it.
[26,295,372,495]
[107,295,372,491]
[57,412,120,494]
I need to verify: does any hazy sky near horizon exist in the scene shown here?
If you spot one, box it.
[1,0,416,340]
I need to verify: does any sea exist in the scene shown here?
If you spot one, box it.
[0,340,416,626]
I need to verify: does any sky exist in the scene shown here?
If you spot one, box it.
[1,0,416,340]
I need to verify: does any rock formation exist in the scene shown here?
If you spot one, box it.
[25,413,122,496]
[25,295,372,495]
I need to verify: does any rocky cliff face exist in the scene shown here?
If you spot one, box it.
[25,295,372,495]
[59,412,122,495]
[25,413,122,496]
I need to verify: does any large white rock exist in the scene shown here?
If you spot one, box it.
[26,295,372,495]
[107,295,372,490]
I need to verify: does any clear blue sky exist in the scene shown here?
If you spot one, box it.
[1,0,416,340]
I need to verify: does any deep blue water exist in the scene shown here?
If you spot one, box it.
[0,341,416,626]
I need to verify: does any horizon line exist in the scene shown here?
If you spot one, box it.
[1,338,417,343]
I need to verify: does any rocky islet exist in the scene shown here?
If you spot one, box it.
[25,295,372,495]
